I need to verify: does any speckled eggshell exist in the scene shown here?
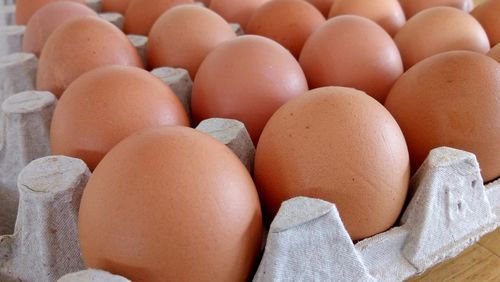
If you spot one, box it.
[22,2,98,57]
[36,17,143,97]
[328,0,406,36]
[50,65,189,170]
[209,0,271,28]
[471,0,500,47]
[102,0,131,14]
[394,7,490,69]
[147,5,236,79]
[254,86,410,241]
[487,43,500,62]
[124,0,194,35]
[305,0,335,17]
[246,0,326,58]
[79,126,263,282]
[398,0,473,18]
[299,15,403,102]
[15,0,86,25]
[191,35,308,145]
[385,51,500,182]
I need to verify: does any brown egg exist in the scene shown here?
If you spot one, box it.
[487,43,500,62]
[394,7,489,69]
[299,15,403,102]
[79,126,263,282]
[305,0,335,17]
[147,5,236,78]
[15,0,86,25]
[471,0,500,47]
[22,2,98,57]
[191,35,308,144]
[398,0,473,18]
[51,65,189,170]
[102,0,131,14]
[124,0,194,35]
[385,51,500,182]
[246,0,325,58]
[328,0,406,36]
[209,0,271,28]
[254,86,410,240]
[36,17,143,97]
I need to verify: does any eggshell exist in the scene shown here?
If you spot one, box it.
[124,0,194,35]
[50,65,188,170]
[384,51,500,182]
[102,0,131,14]
[328,0,406,36]
[254,86,410,240]
[209,0,271,28]
[487,43,500,62]
[22,2,98,57]
[246,0,325,58]
[398,0,473,18]
[147,5,236,78]
[15,0,86,25]
[305,0,335,17]
[394,7,490,69]
[79,126,263,282]
[191,35,308,144]
[299,15,403,102]
[36,17,143,97]
[471,0,500,47]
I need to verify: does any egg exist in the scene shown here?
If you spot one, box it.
[394,7,489,69]
[209,0,271,28]
[79,126,263,282]
[124,0,194,35]
[22,2,98,57]
[50,65,189,170]
[147,5,236,78]
[191,35,308,144]
[15,0,86,25]
[487,43,500,62]
[254,86,410,240]
[385,51,500,182]
[471,0,500,47]
[328,0,406,36]
[102,0,131,14]
[305,0,335,17]
[398,0,473,18]
[246,0,326,58]
[36,17,143,97]
[299,15,403,102]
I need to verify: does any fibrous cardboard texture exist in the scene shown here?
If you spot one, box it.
[0,53,37,103]
[127,34,147,67]
[0,25,24,56]
[85,0,102,13]
[151,67,192,117]
[58,269,131,282]
[99,12,123,30]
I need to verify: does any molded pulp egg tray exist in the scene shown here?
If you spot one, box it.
[0,0,499,281]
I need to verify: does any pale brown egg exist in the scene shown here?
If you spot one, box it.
[79,126,263,282]
[299,15,403,102]
[15,0,86,25]
[50,65,189,170]
[305,0,335,17]
[124,0,194,35]
[394,6,489,69]
[36,17,143,97]
[398,0,473,18]
[328,0,406,36]
[385,51,500,182]
[102,0,131,14]
[487,43,500,62]
[471,0,500,47]
[246,0,326,58]
[191,35,308,144]
[147,5,236,78]
[254,86,410,240]
[22,2,98,57]
[209,0,271,28]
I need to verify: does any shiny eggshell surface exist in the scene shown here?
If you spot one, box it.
[36,17,143,97]
[124,0,195,35]
[305,0,335,17]
[79,126,263,282]
[102,0,131,14]
[209,0,271,28]
[191,35,308,144]
[50,65,189,170]
[22,2,98,57]
[385,51,500,182]
[246,0,326,58]
[471,0,500,47]
[15,0,86,25]
[487,43,500,62]
[328,0,406,36]
[394,7,490,69]
[299,15,403,102]
[398,0,473,18]
[147,5,236,79]
[254,86,410,241]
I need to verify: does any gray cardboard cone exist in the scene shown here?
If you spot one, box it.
[0,5,15,26]
[151,67,192,117]
[0,25,24,56]
[85,0,102,13]
[0,1,15,7]
[128,34,148,66]
[0,53,37,103]
[230,23,244,36]
[57,269,130,282]
[99,12,124,30]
